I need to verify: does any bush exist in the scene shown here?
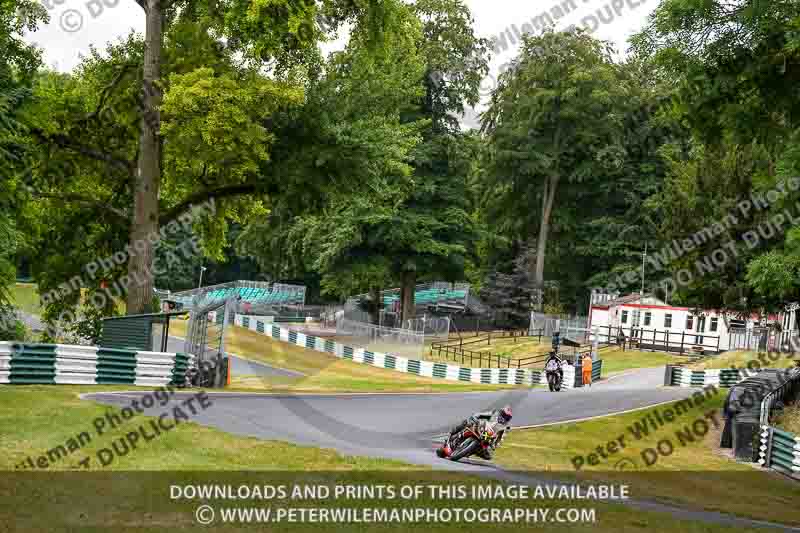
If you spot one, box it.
[0,307,27,341]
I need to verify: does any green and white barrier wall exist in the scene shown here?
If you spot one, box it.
[0,342,193,386]
[234,315,602,387]
[759,426,800,479]
[572,359,603,387]
[667,366,746,388]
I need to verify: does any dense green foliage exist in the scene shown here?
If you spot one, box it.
[6,0,800,333]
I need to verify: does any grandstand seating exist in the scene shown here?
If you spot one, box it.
[200,287,304,305]
[380,287,469,311]
[165,282,305,309]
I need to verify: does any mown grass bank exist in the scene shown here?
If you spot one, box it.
[495,391,800,526]
[171,321,528,393]
[0,385,781,533]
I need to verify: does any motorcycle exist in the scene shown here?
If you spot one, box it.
[436,419,500,462]
[546,370,563,391]
[544,359,563,392]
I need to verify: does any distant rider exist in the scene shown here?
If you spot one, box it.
[544,351,563,380]
[445,406,513,460]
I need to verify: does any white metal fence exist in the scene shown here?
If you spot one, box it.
[728,327,800,353]
[530,312,589,339]
[403,315,451,339]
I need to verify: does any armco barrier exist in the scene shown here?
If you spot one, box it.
[755,367,800,479]
[0,342,193,386]
[759,426,800,479]
[572,359,603,388]
[233,315,601,388]
[666,365,745,388]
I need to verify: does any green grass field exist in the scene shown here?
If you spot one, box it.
[495,391,800,526]
[0,385,782,533]
[426,337,687,376]
[688,350,800,370]
[0,385,410,472]
[9,282,41,315]
[596,347,689,375]
[9,282,127,317]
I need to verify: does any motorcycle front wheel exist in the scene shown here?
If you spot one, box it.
[449,437,480,462]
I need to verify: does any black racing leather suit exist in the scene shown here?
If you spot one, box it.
[448,409,510,460]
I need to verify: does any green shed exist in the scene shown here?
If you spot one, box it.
[100,311,188,351]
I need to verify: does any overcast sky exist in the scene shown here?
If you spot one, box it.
[23,0,656,126]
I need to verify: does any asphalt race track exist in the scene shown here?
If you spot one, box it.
[82,367,800,531]
[84,366,691,470]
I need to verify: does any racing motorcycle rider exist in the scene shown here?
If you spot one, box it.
[544,351,563,381]
[444,406,513,460]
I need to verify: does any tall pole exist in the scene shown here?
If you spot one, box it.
[198,266,207,289]
[640,243,647,296]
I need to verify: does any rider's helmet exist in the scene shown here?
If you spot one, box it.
[498,406,513,425]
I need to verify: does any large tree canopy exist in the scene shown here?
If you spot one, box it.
[10,0,800,333]
[239,0,487,323]
[629,0,800,316]
[481,29,628,310]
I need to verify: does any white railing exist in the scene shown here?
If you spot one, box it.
[760,367,800,426]
[335,318,425,359]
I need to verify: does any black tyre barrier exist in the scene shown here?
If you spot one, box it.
[188,357,229,388]
[722,369,798,462]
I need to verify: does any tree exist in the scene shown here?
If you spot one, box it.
[15,1,428,337]
[0,0,47,340]
[479,244,538,328]
[239,0,488,324]
[629,0,800,316]
[23,1,376,315]
[631,0,800,153]
[376,0,488,322]
[563,58,684,304]
[482,29,627,310]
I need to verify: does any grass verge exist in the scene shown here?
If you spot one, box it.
[0,385,410,471]
[774,400,800,435]
[689,350,800,370]
[426,344,685,379]
[9,282,41,315]
[9,282,127,319]
[494,390,800,526]
[596,347,689,375]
